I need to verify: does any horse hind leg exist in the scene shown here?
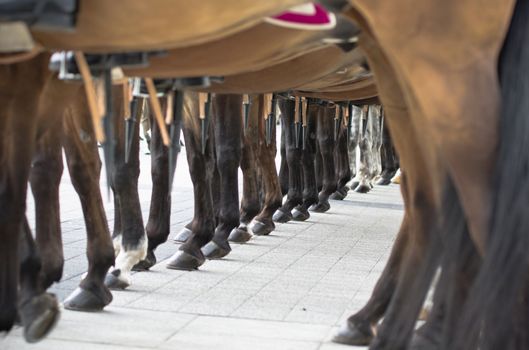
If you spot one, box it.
[202,94,243,259]
[61,97,114,310]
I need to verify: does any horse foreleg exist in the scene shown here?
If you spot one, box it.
[167,92,213,270]
[105,86,147,290]
[330,122,352,200]
[278,117,290,196]
[252,95,282,235]
[202,94,242,259]
[273,98,303,223]
[29,109,64,291]
[230,96,260,243]
[139,97,175,269]
[292,102,318,221]
[61,96,114,311]
[0,55,59,342]
[333,213,410,346]
[310,104,337,212]
[377,125,399,186]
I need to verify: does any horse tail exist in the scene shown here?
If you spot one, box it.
[454,1,529,349]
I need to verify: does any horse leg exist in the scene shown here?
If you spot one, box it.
[135,97,176,269]
[167,92,213,270]
[355,106,376,193]
[371,108,383,181]
[292,102,318,221]
[252,95,283,235]
[29,105,64,292]
[278,115,290,196]
[202,94,242,259]
[0,55,59,341]
[18,219,60,343]
[310,104,337,212]
[61,94,114,310]
[230,94,260,242]
[333,211,410,345]
[348,105,362,188]
[377,124,399,185]
[273,98,303,223]
[330,120,352,200]
[356,32,444,350]
[105,85,147,289]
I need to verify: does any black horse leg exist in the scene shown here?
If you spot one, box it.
[167,92,214,270]
[203,94,243,259]
[310,104,337,212]
[273,98,303,223]
[292,102,318,221]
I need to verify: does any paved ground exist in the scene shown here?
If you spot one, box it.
[1,141,403,350]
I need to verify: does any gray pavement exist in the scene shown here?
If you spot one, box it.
[1,141,403,350]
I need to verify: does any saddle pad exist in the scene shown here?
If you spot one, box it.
[266,3,336,30]
[31,0,307,52]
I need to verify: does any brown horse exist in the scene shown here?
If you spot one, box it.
[331,0,521,349]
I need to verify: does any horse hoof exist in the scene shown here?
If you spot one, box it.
[332,320,374,346]
[251,220,275,236]
[202,240,231,260]
[354,184,371,193]
[292,207,310,221]
[173,227,193,243]
[376,177,392,186]
[409,331,440,350]
[309,201,330,213]
[104,270,130,290]
[349,180,360,189]
[20,293,60,343]
[132,250,157,271]
[63,286,112,312]
[272,209,292,223]
[228,227,252,244]
[330,191,345,200]
[166,249,205,271]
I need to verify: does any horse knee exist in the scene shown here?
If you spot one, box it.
[30,156,63,196]
[216,146,241,171]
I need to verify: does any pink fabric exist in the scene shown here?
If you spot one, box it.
[272,4,331,25]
